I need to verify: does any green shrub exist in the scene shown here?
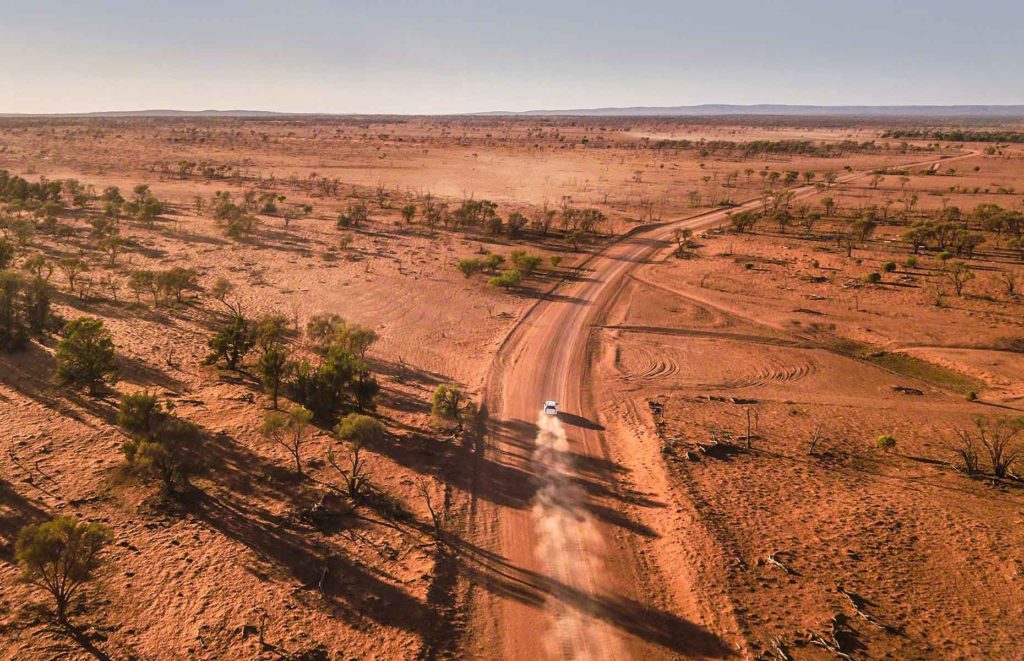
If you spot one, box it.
[117,391,161,435]
[488,268,522,290]
[510,250,543,275]
[337,203,368,228]
[482,253,505,272]
[882,261,896,273]
[335,413,385,446]
[876,434,897,451]
[55,317,117,393]
[865,272,882,284]
[123,415,201,494]
[432,384,464,422]
[457,257,483,277]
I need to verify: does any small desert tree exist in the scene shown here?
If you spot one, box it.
[944,261,974,297]
[117,391,161,434]
[0,270,28,350]
[58,257,88,295]
[16,517,111,625]
[258,346,290,409]
[156,267,197,304]
[262,405,314,476]
[329,413,386,500]
[55,317,117,393]
[98,234,127,266]
[129,269,156,305]
[482,253,505,273]
[24,276,53,337]
[432,384,464,425]
[122,413,201,495]
[205,315,254,370]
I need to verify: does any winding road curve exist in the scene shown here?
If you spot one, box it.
[470,149,979,660]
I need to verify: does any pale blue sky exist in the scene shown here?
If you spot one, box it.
[0,0,1020,114]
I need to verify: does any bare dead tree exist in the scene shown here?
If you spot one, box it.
[956,417,1023,478]
[327,441,369,501]
[807,422,823,455]
[950,429,982,475]
[417,478,444,536]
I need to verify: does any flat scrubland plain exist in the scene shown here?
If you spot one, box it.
[0,116,1021,660]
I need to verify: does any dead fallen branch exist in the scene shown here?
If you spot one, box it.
[767,551,796,575]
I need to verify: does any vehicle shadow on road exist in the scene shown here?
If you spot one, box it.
[557,411,604,430]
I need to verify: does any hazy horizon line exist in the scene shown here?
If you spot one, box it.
[3,103,1024,119]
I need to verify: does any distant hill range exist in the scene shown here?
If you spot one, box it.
[0,109,286,118]
[478,104,1024,118]
[2,105,1024,119]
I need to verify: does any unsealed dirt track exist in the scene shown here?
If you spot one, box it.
[468,150,979,659]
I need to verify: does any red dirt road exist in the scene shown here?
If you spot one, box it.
[469,151,978,660]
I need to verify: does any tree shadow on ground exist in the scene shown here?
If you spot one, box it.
[444,532,733,658]
[0,343,120,430]
[0,478,48,561]
[184,429,448,640]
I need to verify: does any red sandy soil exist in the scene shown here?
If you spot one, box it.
[0,117,1021,660]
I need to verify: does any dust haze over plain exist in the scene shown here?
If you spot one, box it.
[0,0,1022,115]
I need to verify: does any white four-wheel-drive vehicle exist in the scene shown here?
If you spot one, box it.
[543,400,558,416]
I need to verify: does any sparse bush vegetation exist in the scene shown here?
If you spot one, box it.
[0,270,49,350]
[457,257,483,277]
[16,517,111,625]
[337,203,368,228]
[292,326,378,423]
[510,250,542,275]
[212,191,259,238]
[488,268,522,290]
[55,317,117,393]
[205,315,255,370]
[262,404,314,476]
[122,407,201,495]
